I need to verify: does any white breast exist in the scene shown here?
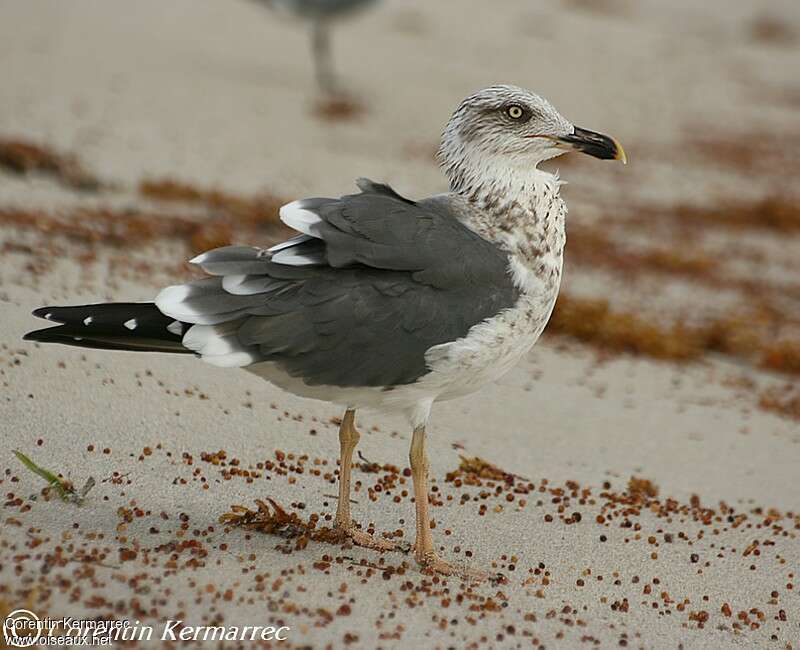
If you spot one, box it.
[419,271,560,402]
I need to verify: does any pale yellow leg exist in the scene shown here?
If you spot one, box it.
[409,424,458,573]
[334,409,395,551]
[410,424,491,580]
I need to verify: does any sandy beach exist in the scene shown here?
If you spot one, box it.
[1,0,799,647]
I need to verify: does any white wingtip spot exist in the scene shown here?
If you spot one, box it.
[124,319,138,330]
[45,313,52,320]
[189,252,208,265]
[83,316,93,326]
[167,320,183,336]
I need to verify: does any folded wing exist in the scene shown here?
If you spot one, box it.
[156,179,519,387]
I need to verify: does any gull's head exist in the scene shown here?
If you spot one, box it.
[438,85,625,192]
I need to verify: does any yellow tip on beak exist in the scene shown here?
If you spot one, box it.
[612,136,627,165]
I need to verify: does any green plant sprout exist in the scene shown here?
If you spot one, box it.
[13,450,95,505]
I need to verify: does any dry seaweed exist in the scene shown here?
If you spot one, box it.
[445,455,521,486]
[749,14,797,46]
[758,384,800,421]
[616,194,800,235]
[0,207,201,246]
[548,294,701,361]
[138,178,284,226]
[219,498,344,550]
[627,476,659,500]
[759,341,800,375]
[673,197,800,233]
[0,138,101,190]
[548,293,800,376]
[220,498,310,537]
[0,204,273,256]
[568,227,718,279]
[188,222,234,255]
[692,131,800,175]
[311,96,366,122]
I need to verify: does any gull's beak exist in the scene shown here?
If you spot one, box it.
[554,126,627,164]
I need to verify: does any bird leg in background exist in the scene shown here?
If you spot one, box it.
[334,409,395,551]
[311,20,336,94]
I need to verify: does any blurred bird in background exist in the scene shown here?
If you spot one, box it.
[252,0,379,93]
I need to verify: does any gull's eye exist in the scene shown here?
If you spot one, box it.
[505,104,526,120]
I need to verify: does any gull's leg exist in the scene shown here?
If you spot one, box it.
[410,424,490,580]
[334,408,395,551]
[409,424,459,574]
[333,408,358,529]
[310,20,336,94]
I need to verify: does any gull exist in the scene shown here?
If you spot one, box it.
[252,0,379,93]
[25,85,625,577]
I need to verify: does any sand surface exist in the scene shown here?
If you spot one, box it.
[1,0,799,648]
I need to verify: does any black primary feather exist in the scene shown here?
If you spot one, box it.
[24,303,193,354]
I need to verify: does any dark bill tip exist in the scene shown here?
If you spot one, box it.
[558,126,627,164]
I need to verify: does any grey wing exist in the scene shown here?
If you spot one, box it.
[155,180,519,387]
[256,0,378,19]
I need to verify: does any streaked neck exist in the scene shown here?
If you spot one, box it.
[444,160,567,295]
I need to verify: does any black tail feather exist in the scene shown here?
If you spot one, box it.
[24,303,193,354]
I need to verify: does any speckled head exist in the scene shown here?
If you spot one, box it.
[438,84,625,194]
